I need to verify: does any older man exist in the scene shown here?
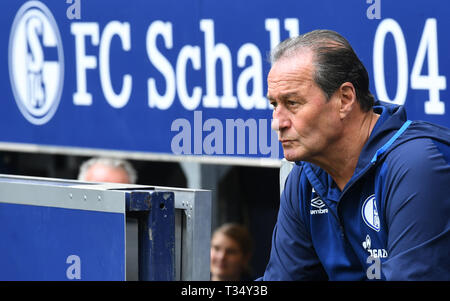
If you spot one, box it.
[78,157,137,184]
[261,30,450,280]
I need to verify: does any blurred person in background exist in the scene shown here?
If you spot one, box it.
[210,223,253,281]
[78,157,137,184]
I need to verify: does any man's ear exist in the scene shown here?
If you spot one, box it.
[338,82,356,119]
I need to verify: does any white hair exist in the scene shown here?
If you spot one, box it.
[78,157,137,184]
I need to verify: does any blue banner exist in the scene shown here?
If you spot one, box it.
[1,0,449,164]
[0,202,125,280]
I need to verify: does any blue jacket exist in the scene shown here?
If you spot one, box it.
[260,101,450,280]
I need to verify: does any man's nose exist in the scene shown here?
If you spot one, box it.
[272,107,291,131]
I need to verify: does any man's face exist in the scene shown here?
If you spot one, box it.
[267,50,342,163]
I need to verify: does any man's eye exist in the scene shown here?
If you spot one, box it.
[270,102,277,109]
[287,100,297,106]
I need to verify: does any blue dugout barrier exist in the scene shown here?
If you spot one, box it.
[0,174,211,281]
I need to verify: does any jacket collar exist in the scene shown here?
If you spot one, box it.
[297,101,408,200]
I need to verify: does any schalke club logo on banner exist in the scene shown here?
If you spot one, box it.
[8,1,64,125]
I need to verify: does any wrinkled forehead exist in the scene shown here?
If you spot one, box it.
[267,51,315,97]
[269,48,315,78]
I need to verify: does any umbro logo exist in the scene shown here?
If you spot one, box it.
[311,197,326,209]
[310,196,328,215]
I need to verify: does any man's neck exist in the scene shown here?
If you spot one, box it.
[316,110,380,191]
